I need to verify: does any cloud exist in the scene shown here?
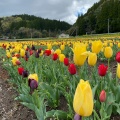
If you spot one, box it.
[0,0,99,24]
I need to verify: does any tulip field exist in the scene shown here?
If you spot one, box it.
[0,38,120,120]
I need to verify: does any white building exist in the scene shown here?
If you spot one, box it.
[58,33,69,38]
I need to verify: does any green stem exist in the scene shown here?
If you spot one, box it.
[93,109,101,120]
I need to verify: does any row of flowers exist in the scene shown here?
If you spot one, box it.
[0,39,120,120]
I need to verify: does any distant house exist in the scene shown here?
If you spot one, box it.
[58,33,69,38]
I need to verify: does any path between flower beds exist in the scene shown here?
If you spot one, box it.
[0,62,36,120]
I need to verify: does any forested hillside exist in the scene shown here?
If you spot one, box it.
[0,14,71,38]
[74,0,120,35]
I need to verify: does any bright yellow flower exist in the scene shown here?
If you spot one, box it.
[109,43,113,47]
[20,49,25,57]
[59,54,65,62]
[117,63,120,79]
[28,74,38,82]
[60,44,65,51]
[47,44,52,50]
[118,43,120,48]
[54,49,61,55]
[11,57,18,65]
[88,53,97,66]
[91,41,103,54]
[39,50,44,56]
[73,79,93,116]
[6,51,11,58]
[73,43,89,66]
[104,46,113,58]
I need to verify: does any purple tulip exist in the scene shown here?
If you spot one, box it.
[74,113,81,120]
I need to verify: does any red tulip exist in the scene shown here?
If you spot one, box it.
[68,63,76,75]
[18,67,24,75]
[99,90,106,102]
[52,53,58,61]
[98,64,108,76]
[64,57,69,66]
[44,50,51,56]
[116,51,120,63]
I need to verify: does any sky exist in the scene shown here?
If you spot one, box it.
[0,0,99,25]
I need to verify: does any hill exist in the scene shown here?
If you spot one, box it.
[71,0,120,35]
[0,14,71,38]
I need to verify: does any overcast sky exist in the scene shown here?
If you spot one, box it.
[0,0,99,25]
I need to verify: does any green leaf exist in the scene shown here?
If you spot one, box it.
[21,102,36,111]
[92,84,98,99]
[46,110,68,119]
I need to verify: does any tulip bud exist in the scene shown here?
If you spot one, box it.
[31,45,35,50]
[98,64,108,76]
[16,60,21,65]
[99,90,106,102]
[104,47,113,59]
[52,53,58,61]
[64,57,69,66]
[18,67,24,75]
[116,51,120,63]
[74,113,81,120]
[44,49,51,56]
[59,54,65,62]
[29,79,38,90]
[22,70,29,78]
[68,63,76,75]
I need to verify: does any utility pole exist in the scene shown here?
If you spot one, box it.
[108,18,109,34]
[76,26,77,37]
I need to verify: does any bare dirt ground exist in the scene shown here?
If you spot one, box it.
[0,62,36,120]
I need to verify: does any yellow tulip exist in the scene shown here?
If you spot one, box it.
[54,49,61,55]
[109,43,113,47]
[11,57,18,65]
[6,51,11,58]
[20,49,25,57]
[88,53,97,66]
[104,47,113,58]
[60,44,65,51]
[59,54,65,62]
[118,43,120,48]
[73,44,89,66]
[73,79,93,116]
[47,44,52,50]
[28,74,38,82]
[117,63,120,79]
[91,41,103,54]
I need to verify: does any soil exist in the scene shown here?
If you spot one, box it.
[0,61,36,120]
[0,59,120,120]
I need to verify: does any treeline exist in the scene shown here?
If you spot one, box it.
[0,14,71,38]
[75,0,120,35]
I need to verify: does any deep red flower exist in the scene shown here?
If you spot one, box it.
[68,63,76,75]
[29,80,38,89]
[18,67,24,75]
[116,51,120,63]
[52,53,58,61]
[44,50,51,56]
[22,70,29,78]
[98,64,108,76]
[64,57,69,66]
[99,90,106,102]
[15,54,20,58]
